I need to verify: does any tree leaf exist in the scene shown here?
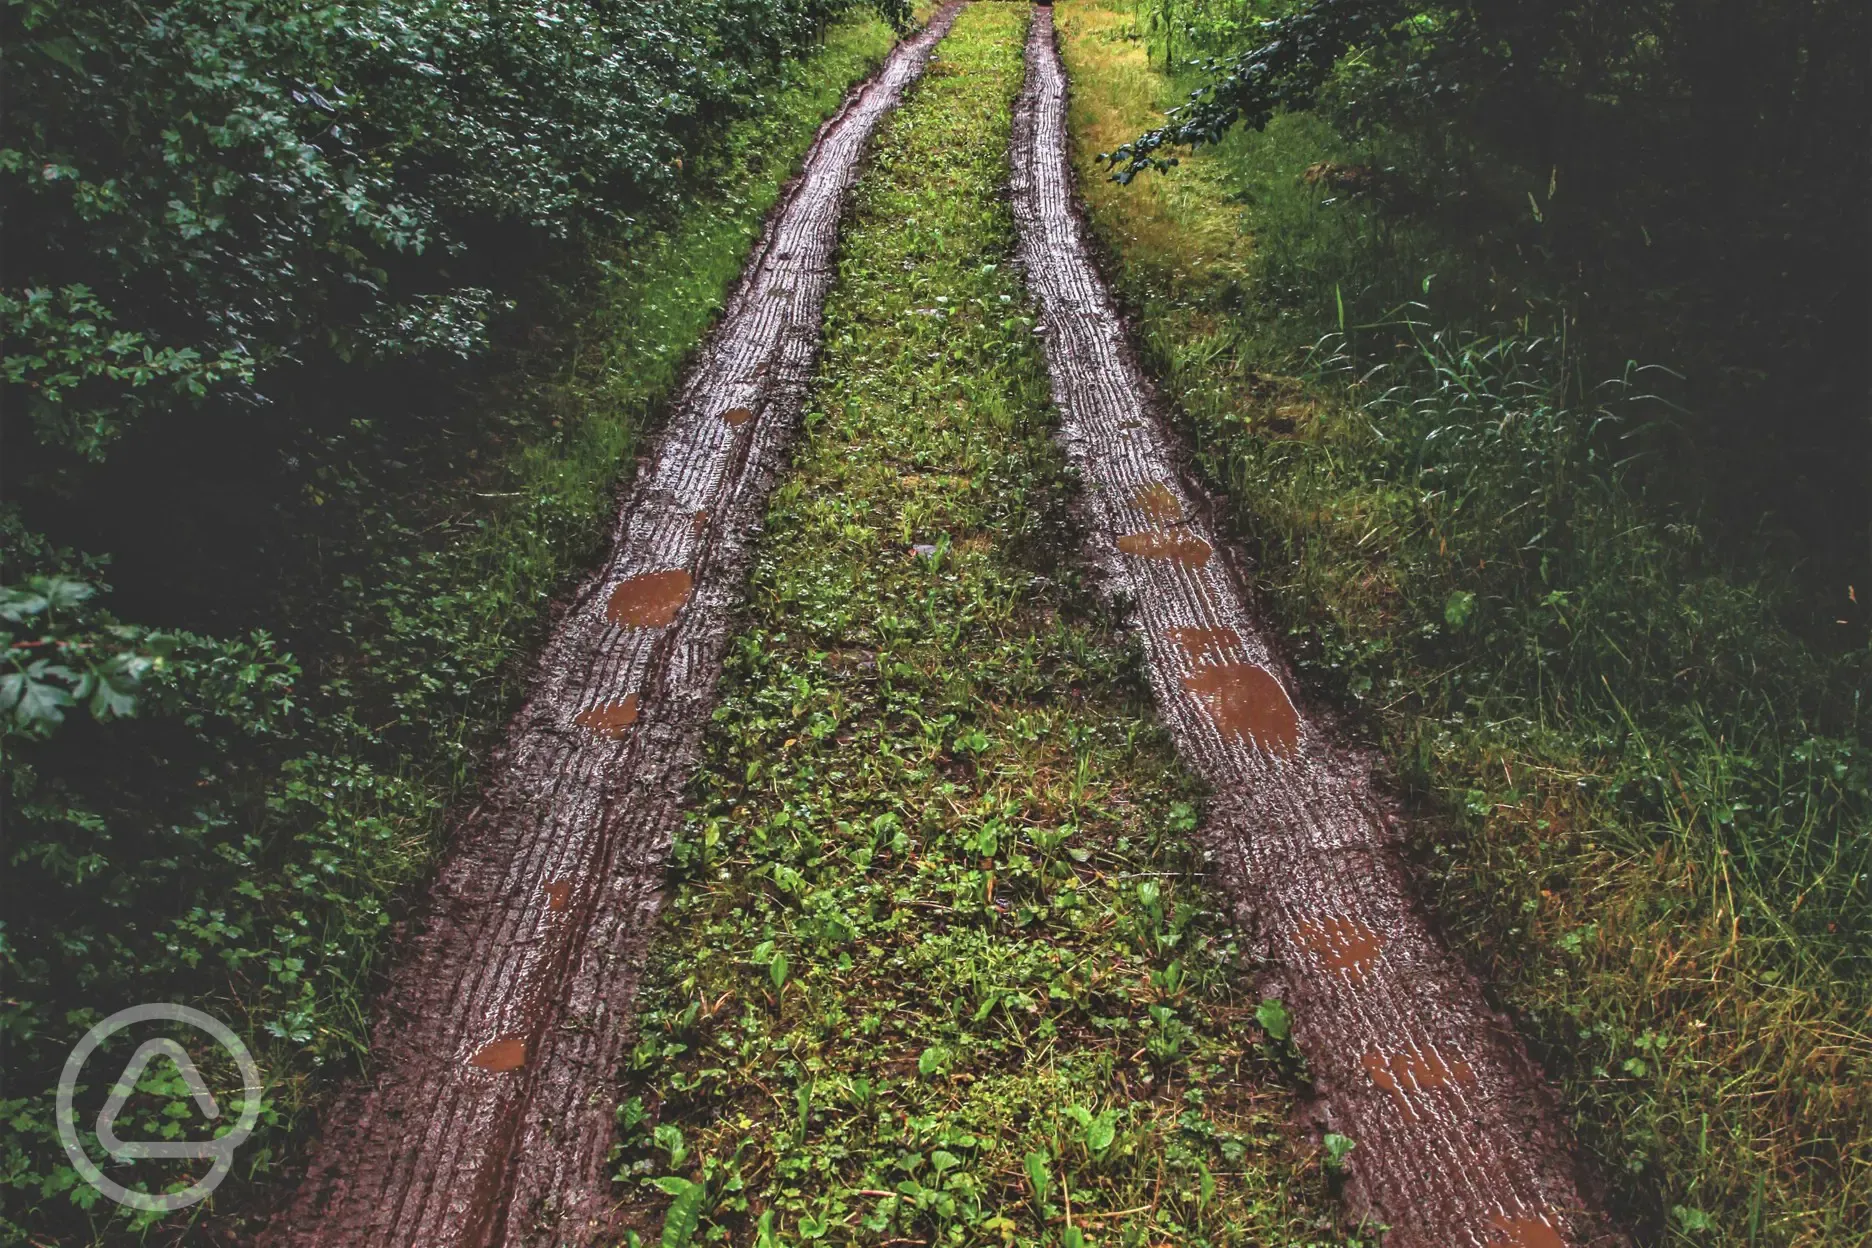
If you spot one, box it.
[41,577,96,610]
[10,671,76,729]
[0,586,50,622]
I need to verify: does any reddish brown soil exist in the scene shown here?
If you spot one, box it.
[265,9,964,1246]
[1010,9,1619,1247]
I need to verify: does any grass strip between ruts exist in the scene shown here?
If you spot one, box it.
[609,6,1356,1246]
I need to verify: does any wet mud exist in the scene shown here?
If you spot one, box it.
[267,9,965,1246]
[1010,10,1615,1247]
[605,568,694,629]
[1114,526,1213,565]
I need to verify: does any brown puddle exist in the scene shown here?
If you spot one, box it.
[1179,662,1300,755]
[544,881,572,912]
[1486,1213,1568,1248]
[1165,625,1240,665]
[1129,480,1183,522]
[573,694,639,738]
[692,509,710,535]
[1361,1045,1476,1121]
[468,1036,527,1072]
[1295,913,1384,980]
[1115,527,1212,566]
[720,405,755,427]
[606,569,692,629]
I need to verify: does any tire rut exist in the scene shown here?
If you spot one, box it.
[1009,9,1616,1247]
[267,9,964,1245]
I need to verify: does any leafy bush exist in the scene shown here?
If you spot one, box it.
[0,0,905,1238]
[3,0,904,458]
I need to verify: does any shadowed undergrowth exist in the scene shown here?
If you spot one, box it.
[1055,1,1869,1243]
[0,17,901,1242]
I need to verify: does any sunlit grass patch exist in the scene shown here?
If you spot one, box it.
[1059,4,1248,298]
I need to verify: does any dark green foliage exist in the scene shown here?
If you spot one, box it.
[0,5,904,1239]
[1317,324,1871,957]
[1056,2,1869,1226]
[1107,0,1869,581]
[2,0,902,458]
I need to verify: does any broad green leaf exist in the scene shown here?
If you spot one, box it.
[656,1177,704,1248]
[0,587,50,621]
[653,1123,687,1168]
[1023,1149,1052,1204]
[9,671,76,728]
[1323,1132,1356,1171]
[41,577,95,610]
[1255,997,1291,1042]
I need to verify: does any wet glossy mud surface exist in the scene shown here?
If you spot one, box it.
[268,10,964,1246]
[1010,10,1615,1247]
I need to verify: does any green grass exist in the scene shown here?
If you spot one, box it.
[1054,2,1871,1244]
[0,14,902,1242]
[607,8,1360,1246]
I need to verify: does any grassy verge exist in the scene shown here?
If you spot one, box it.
[1054,2,1870,1244]
[0,15,900,1242]
[608,7,1357,1246]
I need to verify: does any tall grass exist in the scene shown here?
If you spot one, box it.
[1056,1,1870,1241]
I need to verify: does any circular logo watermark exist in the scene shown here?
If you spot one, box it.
[57,1003,262,1212]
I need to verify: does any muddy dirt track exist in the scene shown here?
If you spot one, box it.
[268,8,962,1245]
[1011,10,1611,1248]
[271,6,1614,1246]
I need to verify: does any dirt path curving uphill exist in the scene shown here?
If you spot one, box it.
[269,10,963,1246]
[1010,10,1615,1247]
